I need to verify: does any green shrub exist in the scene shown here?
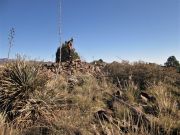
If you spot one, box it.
[165,56,179,68]
[56,41,80,63]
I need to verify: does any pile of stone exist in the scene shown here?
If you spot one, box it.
[41,59,106,76]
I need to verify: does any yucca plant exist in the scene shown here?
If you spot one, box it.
[0,58,47,122]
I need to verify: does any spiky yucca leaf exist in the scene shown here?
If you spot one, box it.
[0,59,46,121]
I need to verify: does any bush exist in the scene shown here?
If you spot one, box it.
[0,57,48,122]
[165,56,179,68]
[56,41,80,63]
[104,61,180,90]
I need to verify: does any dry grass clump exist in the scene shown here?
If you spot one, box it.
[103,61,179,134]
[149,84,180,134]
[150,84,177,113]
[45,73,114,134]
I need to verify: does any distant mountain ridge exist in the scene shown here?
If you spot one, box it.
[0,58,9,64]
[0,58,54,65]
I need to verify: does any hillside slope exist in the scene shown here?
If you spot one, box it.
[0,59,179,135]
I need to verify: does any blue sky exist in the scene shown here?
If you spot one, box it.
[0,0,179,64]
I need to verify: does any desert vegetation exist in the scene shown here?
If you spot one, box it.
[0,55,179,135]
[56,41,80,63]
